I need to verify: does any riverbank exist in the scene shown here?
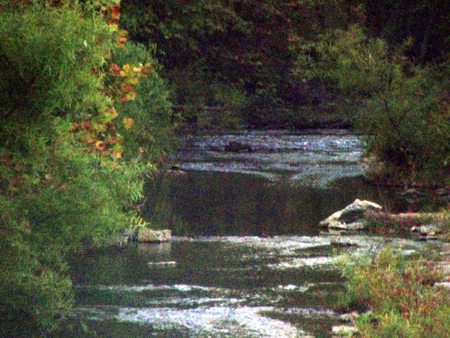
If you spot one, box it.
[319,201,450,337]
[336,244,450,338]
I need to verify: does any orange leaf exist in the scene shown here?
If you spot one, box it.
[113,150,123,159]
[95,141,106,152]
[124,118,133,130]
[110,64,121,76]
[110,6,121,19]
[109,135,117,145]
[108,20,119,29]
[105,108,119,119]
[140,66,152,76]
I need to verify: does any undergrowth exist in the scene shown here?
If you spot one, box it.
[338,247,450,338]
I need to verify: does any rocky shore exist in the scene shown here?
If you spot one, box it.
[320,199,450,337]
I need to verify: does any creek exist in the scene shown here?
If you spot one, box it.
[68,130,441,337]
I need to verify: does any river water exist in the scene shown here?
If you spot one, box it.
[68,130,435,337]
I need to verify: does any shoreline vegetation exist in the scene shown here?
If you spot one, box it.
[2,0,450,336]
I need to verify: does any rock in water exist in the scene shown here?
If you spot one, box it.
[137,229,172,243]
[320,199,382,230]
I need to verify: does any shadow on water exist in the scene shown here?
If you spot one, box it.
[144,171,404,237]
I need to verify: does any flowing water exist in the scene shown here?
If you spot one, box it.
[69,130,439,337]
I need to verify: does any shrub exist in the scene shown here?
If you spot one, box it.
[339,247,450,338]
[296,25,450,186]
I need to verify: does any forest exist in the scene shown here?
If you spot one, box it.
[1,0,450,335]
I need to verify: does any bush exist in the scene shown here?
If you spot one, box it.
[339,247,450,338]
[296,25,450,186]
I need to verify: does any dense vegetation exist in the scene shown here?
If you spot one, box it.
[340,247,450,337]
[121,0,450,185]
[2,0,450,335]
[0,0,172,335]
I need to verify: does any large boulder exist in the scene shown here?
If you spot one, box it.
[121,228,172,243]
[320,199,382,230]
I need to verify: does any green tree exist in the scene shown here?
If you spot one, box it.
[120,0,363,124]
[0,0,172,335]
[296,24,450,185]
[362,0,450,64]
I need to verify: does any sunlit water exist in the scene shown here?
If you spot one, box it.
[68,130,439,337]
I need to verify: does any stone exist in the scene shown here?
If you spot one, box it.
[165,165,187,176]
[137,228,172,243]
[320,199,382,230]
[410,224,441,235]
[331,325,358,337]
[339,312,359,322]
[123,228,136,239]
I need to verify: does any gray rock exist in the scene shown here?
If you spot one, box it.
[339,313,359,322]
[137,228,172,243]
[331,325,358,337]
[165,165,187,176]
[410,224,441,235]
[320,199,382,230]
[119,228,172,244]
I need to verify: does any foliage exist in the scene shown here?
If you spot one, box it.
[339,247,450,338]
[297,24,450,185]
[0,0,172,335]
[362,0,450,64]
[120,0,364,127]
[111,41,174,163]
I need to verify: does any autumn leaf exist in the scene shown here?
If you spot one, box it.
[108,20,119,30]
[106,108,118,119]
[140,65,152,76]
[95,140,106,152]
[113,149,123,159]
[110,6,121,19]
[109,64,121,75]
[108,135,117,145]
[120,64,131,76]
[116,36,127,48]
[124,118,133,130]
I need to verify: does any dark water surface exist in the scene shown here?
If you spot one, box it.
[69,130,435,337]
